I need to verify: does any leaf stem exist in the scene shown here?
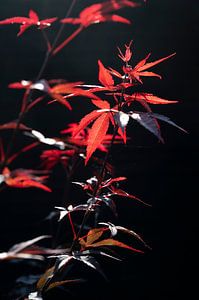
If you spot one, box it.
[70,124,119,252]
[52,26,83,56]
[68,212,77,240]
[69,66,127,251]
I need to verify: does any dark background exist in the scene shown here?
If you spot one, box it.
[0,0,198,299]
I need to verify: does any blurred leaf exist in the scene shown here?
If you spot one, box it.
[9,235,51,253]
[37,266,55,291]
[45,278,85,292]
[0,9,57,36]
[28,291,43,299]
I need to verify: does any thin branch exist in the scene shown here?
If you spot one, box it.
[53,26,83,56]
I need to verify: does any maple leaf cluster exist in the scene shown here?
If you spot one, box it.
[0,1,186,298]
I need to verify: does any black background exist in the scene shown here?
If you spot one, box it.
[0,1,198,299]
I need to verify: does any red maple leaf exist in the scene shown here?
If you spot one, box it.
[124,52,176,83]
[118,40,133,63]
[123,93,178,105]
[9,79,100,111]
[40,149,75,170]
[72,101,112,164]
[109,42,176,85]
[53,0,141,55]
[0,9,57,36]
[87,60,133,96]
[61,122,123,154]
[61,0,138,28]
[1,167,51,192]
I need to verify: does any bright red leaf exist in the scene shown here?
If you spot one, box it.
[0,10,57,36]
[53,1,141,55]
[60,0,139,28]
[124,52,176,83]
[40,149,75,170]
[72,110,106,138]
[118,40,133,62]
[98,60,115,87]
[124,92,179,105]
[61,122,123,154]
[86,112,110,164]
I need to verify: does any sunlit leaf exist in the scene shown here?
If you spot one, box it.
[72,110,103,137]
[124,52,176,83]
[85,113,110,164]
[101,176,127,188]
[0,10,57,36]
[126,93,178,105]
[98,60,114,87]
[61,0,139,28]
[118,40,133,62]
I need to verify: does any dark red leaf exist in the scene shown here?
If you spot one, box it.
[111,187,151,206]
[86,238,143,253]
[101,176,127,188]
[0,121,31,131]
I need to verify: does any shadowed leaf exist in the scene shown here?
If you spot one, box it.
[37,266,55,291]
[45,278,85,292]
[86,238,143,253]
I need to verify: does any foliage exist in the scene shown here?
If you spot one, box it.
[0,1,185,298]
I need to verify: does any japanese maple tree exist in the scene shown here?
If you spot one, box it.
[0,0,186,299]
